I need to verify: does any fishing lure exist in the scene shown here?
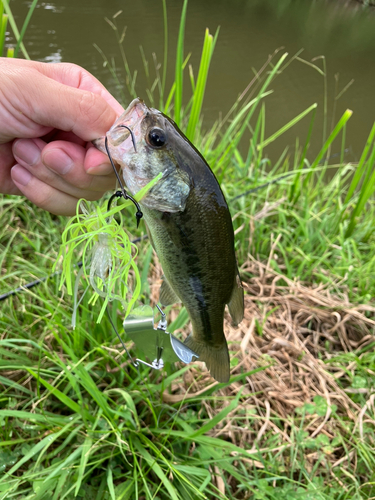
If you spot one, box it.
[54,151,162,326]
[123,304,198,369]
[54,196,143,327]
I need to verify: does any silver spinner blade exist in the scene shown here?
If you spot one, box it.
[123,305,199,369]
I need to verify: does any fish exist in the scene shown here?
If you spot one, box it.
[93,98,244,382]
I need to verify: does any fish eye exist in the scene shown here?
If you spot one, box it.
[147,128,167,148]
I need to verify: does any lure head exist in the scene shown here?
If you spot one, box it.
[93,98,191,213]
[123,305,199,366]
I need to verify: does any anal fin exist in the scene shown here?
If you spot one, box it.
[159,276,181,306]
[227,273,244,326]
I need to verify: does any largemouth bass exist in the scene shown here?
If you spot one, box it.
[94,98,244,382]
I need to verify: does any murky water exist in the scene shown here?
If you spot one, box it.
[7,0,375,163]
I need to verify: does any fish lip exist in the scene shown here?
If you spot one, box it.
[117,97,149,129]
[92,98,149,155]
[107,97,150,152]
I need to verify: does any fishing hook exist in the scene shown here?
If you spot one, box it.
[117,124,137,153]
[107,190,123,212]
[105,133,143,227]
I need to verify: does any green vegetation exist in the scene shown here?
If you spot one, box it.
[55,173,163,326]
[0,0,38,58]
[1,1,375,499]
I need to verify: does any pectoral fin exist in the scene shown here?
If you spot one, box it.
[146,169,190,212]
[159,276,181,306]
[227,273,244,326]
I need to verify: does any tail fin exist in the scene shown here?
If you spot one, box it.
[184,334,230,383]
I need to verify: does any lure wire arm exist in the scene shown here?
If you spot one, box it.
[106,307,139,369]
[156,304,167,331]
[135,357,164,370]
[135,359,155,369]
[104,134,143,227]
[105,303,160,402]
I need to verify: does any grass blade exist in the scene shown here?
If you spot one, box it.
[132,438,180,500]
[0,13,8,55]
[345,142,375,237]
[74,436,93,496]
[43,446,83,482]
[189,391,241,437]
[213,52,289,166]
[161,0,168,107]
[0,434,55,481]
[309,109,353,171]
[185,27,219,141]
[174,0,188,126]
[1,0,30,59]
[14,0,38,57]
[0,421,76,482]
[107,466,116,500]
[27,368,85,416]
[296,109,353,201]
[0,409,68,425]
[345,121,375,203]
[257,103,317,149]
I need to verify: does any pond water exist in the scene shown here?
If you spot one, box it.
[7,0,375,164]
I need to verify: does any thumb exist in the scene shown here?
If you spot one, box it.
[18,66,119,141]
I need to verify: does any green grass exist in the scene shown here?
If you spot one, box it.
[1,1,375,499]
[0,0,38,58]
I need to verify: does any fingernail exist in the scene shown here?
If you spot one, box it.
[11,164,33,186]
[13,139,41,166]
[43,149,74,175]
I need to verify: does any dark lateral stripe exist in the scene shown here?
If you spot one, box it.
[185,269,213,343]
[175,208,214,341]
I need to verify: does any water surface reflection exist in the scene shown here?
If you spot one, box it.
[8,0,375,163]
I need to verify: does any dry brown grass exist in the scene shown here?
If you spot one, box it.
[147,251,375,478]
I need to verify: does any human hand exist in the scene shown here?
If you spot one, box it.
[0,58,124,215]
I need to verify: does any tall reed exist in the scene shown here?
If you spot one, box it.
[0,0,37,58]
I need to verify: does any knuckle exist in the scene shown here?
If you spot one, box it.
[77,91,98,118]
[76,91,108,135]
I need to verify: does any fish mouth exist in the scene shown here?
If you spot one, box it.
[92,98,149,156]
[106,98,149,151]
[120,98,148,126]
